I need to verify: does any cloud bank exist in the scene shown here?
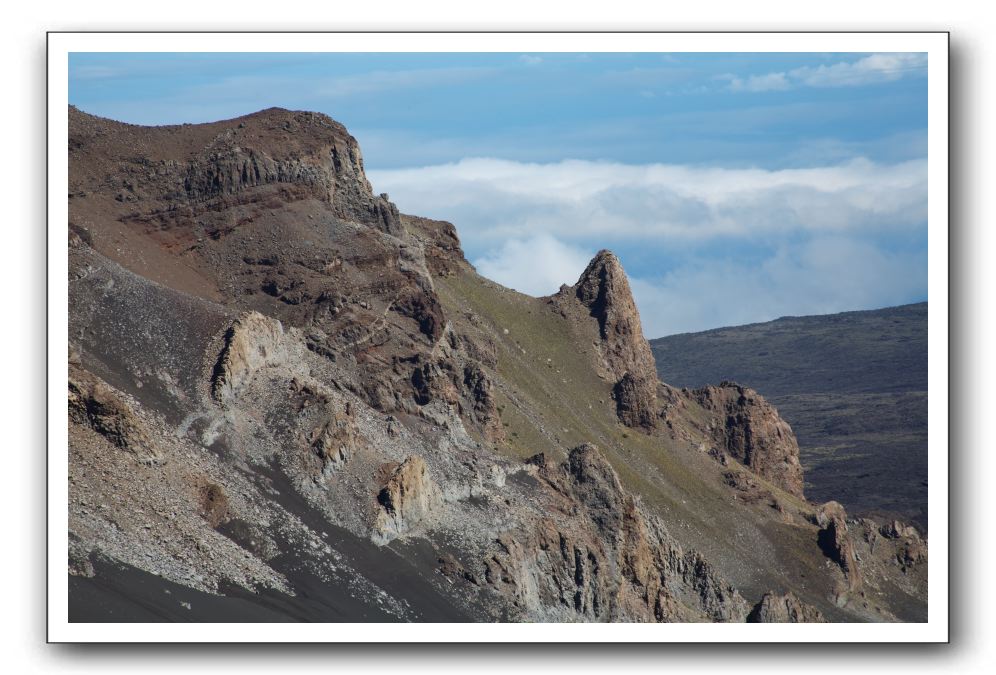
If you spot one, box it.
[472,235,595,297]
[369,157,927,337]
[371,157,926,243]
[628,238,926,336]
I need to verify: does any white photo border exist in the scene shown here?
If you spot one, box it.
[47,31,949,643]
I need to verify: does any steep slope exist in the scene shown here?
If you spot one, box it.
[648,304,928,529]
[67,107,927,623]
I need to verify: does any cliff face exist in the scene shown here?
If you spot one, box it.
[67,106,927,624]
[553,251,807,503]
[70,106,401,235]
[211,311,287,403]
[691,382,806,499]
[480,445,749,622]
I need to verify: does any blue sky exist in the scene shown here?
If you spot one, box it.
[69,52,929,336]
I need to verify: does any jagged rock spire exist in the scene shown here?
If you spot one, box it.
[566,250,661,431]
[572,250,657,382]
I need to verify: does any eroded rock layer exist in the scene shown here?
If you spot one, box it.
[67,106,927,624]
[691,382,806,499]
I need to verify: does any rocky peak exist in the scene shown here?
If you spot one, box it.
[559,251,661,431]
[571,250,657,381]
[68,105,403,236]
[184,110,402,235]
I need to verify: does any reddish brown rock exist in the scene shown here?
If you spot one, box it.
[462,363,506,443]
[68,363,159,465]
[571,250,658,381]
[559,251,661,430]
[410,358,460,407]
[692,382,805,498]
[613,372,660,430]
[747,591,826,623]
[816,501,862,592]
[402,214,469,278]
[199,482,230,528]
[391,276,446,342]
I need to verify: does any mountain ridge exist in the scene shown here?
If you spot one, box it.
[67,106,927,623]
[653,302,927,341]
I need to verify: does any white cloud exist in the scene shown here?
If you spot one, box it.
[519,55,543,65]
[369,157,927,336]
[472,235,595,297]
[630,238,926,337]
[725,53,927,93]
[791,53,928,88]
[457,229,927,337]
[369,157,927,245]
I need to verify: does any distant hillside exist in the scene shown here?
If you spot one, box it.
[650,303,928,530]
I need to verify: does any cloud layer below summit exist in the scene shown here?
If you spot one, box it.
[371,157,927,336]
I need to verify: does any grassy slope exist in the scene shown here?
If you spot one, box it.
[435,268,871,620]
[649,303,928,529]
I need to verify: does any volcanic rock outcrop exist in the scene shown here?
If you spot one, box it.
[691,382,806,499]
[747,592,826,623]
[310,408,359,475]
[571,251,658,381]
[374,455,442,544]
[483,445,749,622]
[68,362,160,465]
[211,311,287,403]
[557,251,661,431]
[816,501,863,593]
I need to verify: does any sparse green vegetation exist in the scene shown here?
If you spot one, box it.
[433,268,858,612]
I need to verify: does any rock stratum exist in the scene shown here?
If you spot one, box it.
[67,106,927,623]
